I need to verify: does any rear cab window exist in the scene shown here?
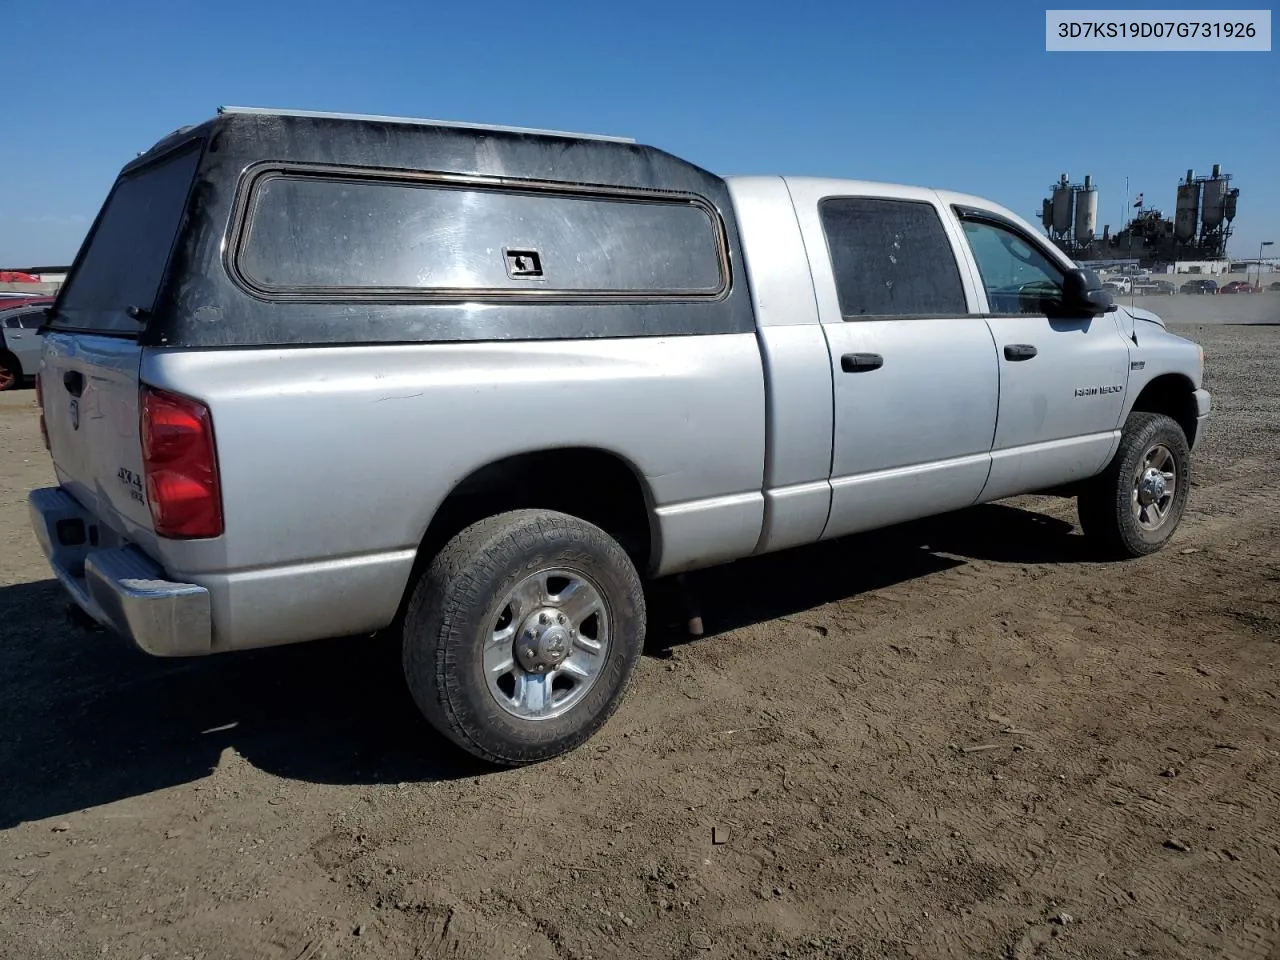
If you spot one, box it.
[818,196,968,319]
[50,140,203,335]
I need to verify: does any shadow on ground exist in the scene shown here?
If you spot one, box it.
[646,501,1090,647]
[0,501,1091,826]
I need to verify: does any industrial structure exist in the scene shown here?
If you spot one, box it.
[1041,165,1240,268]
[1040,173,1099,257]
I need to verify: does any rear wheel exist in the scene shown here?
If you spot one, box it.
[0,353,19,392]
[1078,411,1191,557]
[401,509,645,766]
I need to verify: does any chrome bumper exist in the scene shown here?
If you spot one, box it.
[28,487,212,657]
[1192,388,1211,451]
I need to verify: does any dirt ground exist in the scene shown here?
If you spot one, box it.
[1,321,1277,960]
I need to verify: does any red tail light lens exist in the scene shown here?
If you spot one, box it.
[35,373,49,450]
[140,386,223,539]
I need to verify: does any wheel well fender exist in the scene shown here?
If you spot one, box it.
[1127,373,1198,447]
[397,447,658,621]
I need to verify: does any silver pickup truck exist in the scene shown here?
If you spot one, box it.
[29,107,1210,765]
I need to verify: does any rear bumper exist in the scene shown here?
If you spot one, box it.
[28,487,212,657]
[1192,388,1211,451]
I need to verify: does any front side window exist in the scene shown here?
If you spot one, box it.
[18,311,45,329]
[819,197,967,319]
[960,218,1065,316]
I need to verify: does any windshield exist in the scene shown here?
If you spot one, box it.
[50,141,202,334]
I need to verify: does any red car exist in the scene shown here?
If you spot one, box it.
[1220,281,1256,294]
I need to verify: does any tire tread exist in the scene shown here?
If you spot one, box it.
[1077,411,1191,558]
[402,509,644,766]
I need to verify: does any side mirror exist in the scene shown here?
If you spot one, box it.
[1060,268,1116,316]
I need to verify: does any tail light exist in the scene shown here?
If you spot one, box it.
[35,372,49,450]
[140,386,224,539]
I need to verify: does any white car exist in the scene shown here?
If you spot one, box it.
[1105,276,1132,294]
[0,301,49,391]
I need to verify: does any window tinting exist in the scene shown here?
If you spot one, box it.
[960,219,1065,315]
[18,311,45,329]
[237,175,726,296]
[819,198,967,318]
[52,143,201,333]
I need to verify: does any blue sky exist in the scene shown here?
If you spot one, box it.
[2,0,1275,265]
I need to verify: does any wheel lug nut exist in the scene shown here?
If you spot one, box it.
[557,614,567,625]
[539,613,550,625]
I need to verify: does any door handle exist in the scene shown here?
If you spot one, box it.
[1003,344,1038,361]
[841,352,884,373]
[63,370,85,397]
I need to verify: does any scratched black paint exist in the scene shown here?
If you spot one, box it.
[53,111,754,349]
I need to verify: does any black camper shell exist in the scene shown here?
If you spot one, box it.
[48,107,754,349]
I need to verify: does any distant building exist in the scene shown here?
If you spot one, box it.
[13,266,70,285]
[1171,260,1232,276]
[0,265,70,293]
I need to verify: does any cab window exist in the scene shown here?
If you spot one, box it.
[819,197,967,319]
[960,218,1065,316]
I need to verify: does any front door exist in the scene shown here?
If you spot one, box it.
[787,186,1001,539]
[955,213,1132,501]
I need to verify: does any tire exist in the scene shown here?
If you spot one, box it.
[401,509,646,766]
[1077,412,1191,558]
[0,353,19,392]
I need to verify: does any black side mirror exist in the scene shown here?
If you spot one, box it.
[1060,268,1116,316]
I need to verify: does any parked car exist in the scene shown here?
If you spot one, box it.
[1180,279,1219,295]
[1220,280,1255,294]
[1104,275,1132,294]
[1139,280,1177,296]
[28,106,1212,766]
[1269,281,1280,292]
[0,297,54,391]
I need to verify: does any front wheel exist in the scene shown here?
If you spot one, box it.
[1077,412,1192,557]
[401,509,646,766]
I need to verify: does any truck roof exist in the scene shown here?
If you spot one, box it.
[725,175,1051,262]
[726,175,1027,220]
[215,105,638,144]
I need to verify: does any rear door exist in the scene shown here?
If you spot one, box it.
[41,140,203,546]
[785,181,1000,538]
[951,206,1132,501]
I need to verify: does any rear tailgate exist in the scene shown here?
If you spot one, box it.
[40,140,204,552]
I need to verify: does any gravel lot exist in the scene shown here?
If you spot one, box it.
[0,307,1277,960]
